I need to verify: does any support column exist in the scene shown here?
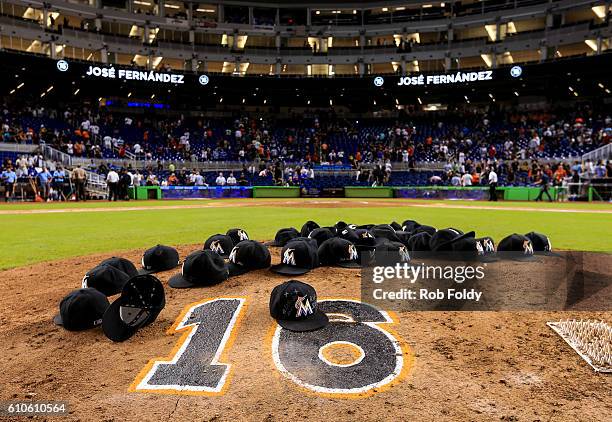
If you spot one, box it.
[275,60,281,76]
[100,46,108,63]
[218,5,224,23]
[248,7,254,25]
[42,8,49,28]
[596,36,603,54]
[49,41,57,59]
[540,44,548,62]
[158,0,165,17]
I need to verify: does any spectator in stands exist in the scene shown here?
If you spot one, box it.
[167,173,179,186]
[106,168,119,201]
[461,172,472,187]
[227,172,237,186]
[238,172,248,186]
[215,172,226,186]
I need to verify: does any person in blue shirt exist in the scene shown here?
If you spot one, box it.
[53,167,67,201]
[37,167,52,201]
[2,166,17,202]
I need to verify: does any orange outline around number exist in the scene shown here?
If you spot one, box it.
[128,297,247,396]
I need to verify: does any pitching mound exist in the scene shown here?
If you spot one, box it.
[0,245,610,421]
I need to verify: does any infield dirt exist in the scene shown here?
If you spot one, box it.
[0,245,610,421]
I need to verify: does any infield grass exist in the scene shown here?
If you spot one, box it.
[1,199,610,270]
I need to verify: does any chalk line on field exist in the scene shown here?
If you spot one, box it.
[0,200,610,215]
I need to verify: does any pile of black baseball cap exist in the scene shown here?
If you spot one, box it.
[54,220,561,337]
[54,244,179,340]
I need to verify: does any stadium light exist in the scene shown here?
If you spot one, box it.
[151,94,155,99]
[591,6,606,19]
[9,89,15,94]
[17,82,24,89]
[382,8,388,12]
[417,97,422,104]
[127,92,132,98]
[133,1,151,5]
[46,86,54,93]
[514,91,519,96]
[74,88,80,95]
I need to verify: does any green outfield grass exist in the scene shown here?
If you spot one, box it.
[0,199,610,270]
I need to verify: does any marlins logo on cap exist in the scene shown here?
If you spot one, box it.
[210,240,225,255]
[398,245,411,262]
[282,248,297,266]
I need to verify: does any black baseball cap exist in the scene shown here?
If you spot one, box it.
[389,221,402,231]
[430,228,475,252]
[334,221,349,231]
[402,220,421,233]
[53,288,110,331]
[99,257,139,278]
[414,225,437,236]
[265,227,300,247]
[497,234,537,261]
[204,234,234,258]
[269,280,329,332]
[270,240,319,276]
[371,224,402,243]
[356,224,375,230]
[226,228,249,245]
[140,245,180,274]
[228,240,271,276]
[451,236,498,262]
[82,264,131,296]
[338,227,360,243]
[169,250,230,288]
[317,237,361,268]
[524,232,561,256]
[102,274,165,342]
[300,220,320,237]
[287,236,318,250]
[407,232,433,257]
[372,240,412,265]
[308,227,335,247]
[394,230,412,246]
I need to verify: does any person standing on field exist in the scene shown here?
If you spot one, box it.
[72,165,87,201]
[106,168,119,201]
[488,166,498,201]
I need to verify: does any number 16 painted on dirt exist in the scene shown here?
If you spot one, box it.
[130,298,410,397]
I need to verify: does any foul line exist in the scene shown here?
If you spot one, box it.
[0,200,610,215]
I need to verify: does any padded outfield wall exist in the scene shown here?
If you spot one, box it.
[147,185,561,201]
